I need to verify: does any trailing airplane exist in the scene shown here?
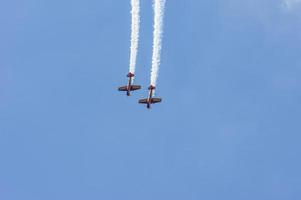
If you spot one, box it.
[138,85,162,109]
[118,72,141,96]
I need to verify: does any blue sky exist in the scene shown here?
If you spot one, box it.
[0,0,301,199]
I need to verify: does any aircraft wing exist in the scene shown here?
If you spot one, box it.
[151,98,162,104]
[130,85,141,91]
[118,86,128,91]
[139,99,148,104]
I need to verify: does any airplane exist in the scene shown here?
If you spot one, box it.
[138,85,162,109]
[118,72,141,96]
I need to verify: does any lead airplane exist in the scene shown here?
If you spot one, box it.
[118,72,141,96]
[138,85,162,109]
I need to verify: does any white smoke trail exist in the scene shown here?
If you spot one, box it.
[150,0,166,87]
[283,0,301,9]
[129,0,140,74]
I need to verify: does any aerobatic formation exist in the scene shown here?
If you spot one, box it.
[118,0,166,109]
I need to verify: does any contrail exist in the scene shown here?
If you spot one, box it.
[150,0,166,87]
[129,0,140,75]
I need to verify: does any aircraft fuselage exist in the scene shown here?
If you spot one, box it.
[126,76,133,96]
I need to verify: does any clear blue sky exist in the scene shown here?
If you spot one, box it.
[1,0,301,199]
